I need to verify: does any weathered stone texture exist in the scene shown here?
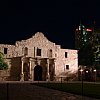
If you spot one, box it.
[0,32,78,81]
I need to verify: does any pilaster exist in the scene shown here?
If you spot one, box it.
[46,58,50,81]
[20,57,24,81]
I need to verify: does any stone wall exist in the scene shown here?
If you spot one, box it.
[14,32,57,58]
[54,48,78,81]
[0,44,15,58]
[0,32,78,81]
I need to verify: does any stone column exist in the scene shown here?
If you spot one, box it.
[29,58,33,81]
[20,58,24,81]
[46,59,50,81]
[6,59,12,79]
[53,59,56,81]
[32,59,36,81]
[7,59,12,71]
[29,59,32,75]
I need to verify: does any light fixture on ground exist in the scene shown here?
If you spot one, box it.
[86,70,88,73]
[93,69,96,72]
[93,69,96,82]
[80,69,83,99]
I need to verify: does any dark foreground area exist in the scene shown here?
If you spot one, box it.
[35,82,100,99]
[0,82,99,100]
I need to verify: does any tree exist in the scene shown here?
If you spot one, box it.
[78,43,95,66]
[0,52,8,70]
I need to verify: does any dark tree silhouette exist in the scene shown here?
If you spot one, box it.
[78,43,95,66]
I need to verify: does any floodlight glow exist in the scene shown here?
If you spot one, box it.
[93,69,96,72]
[86,70,88,73]
[80,69,83,72]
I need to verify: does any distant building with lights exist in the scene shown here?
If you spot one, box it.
[92,29,100,68]
[0,32,78,81]
[75,24,93,49]
[75,24,100,80]
[75,24,100,70]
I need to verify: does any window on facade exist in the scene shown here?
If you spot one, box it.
[37,48,41,56]
[4,48,7,54]
[65,52,67,58]
[48,49,52,57]
[66,65,69,70]
[24,47,28,56]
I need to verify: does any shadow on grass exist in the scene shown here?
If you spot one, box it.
[33,82,100,99]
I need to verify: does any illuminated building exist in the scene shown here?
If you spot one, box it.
[75,24,93,50]
[0,32,78,81]
[75,24,94,67]
[75,24,100,70]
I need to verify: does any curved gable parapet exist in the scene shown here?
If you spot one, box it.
[32,32,49,43]
[33,32,45,39]
[31,32,56,48]
[15,32,57,49]
[15,32,48,45]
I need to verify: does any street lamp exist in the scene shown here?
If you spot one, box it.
[80,69,83,99]
[80,69,83,81]
[93,69,96,72]
[80,69,83,72]
[85,70,89,81]
[93,69,96,82]
[80,69,83,79]
[86,70,88,73]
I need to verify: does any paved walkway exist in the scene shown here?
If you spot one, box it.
[0,83,99,100]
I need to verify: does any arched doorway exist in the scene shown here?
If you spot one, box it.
[34,65,43,81]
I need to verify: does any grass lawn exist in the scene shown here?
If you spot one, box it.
[34,82,100,99]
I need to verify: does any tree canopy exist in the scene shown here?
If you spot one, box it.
[0,52,8,70]
[78,43,95,66]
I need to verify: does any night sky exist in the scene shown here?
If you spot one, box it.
[0,0,100,49]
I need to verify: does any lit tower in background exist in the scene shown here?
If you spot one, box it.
[75,23,94,67]
[75,22,100,70]
[75,22,100,80]
[75,23,93,50]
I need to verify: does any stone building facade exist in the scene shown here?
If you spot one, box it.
[0,32,78,81]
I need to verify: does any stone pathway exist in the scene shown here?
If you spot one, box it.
[0,83,99,100]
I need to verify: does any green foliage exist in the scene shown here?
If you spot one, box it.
[0,52,4,62]
[78,43,95,66]
[0,52,8,70]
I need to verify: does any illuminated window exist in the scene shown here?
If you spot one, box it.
[65,52,67,58]
[37,48,41,56]
[4,48,7,54]
[84,39,87,42]
[83,31,85,35]
[66,65,69,70]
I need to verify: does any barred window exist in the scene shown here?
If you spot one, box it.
[4,48,7,54]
